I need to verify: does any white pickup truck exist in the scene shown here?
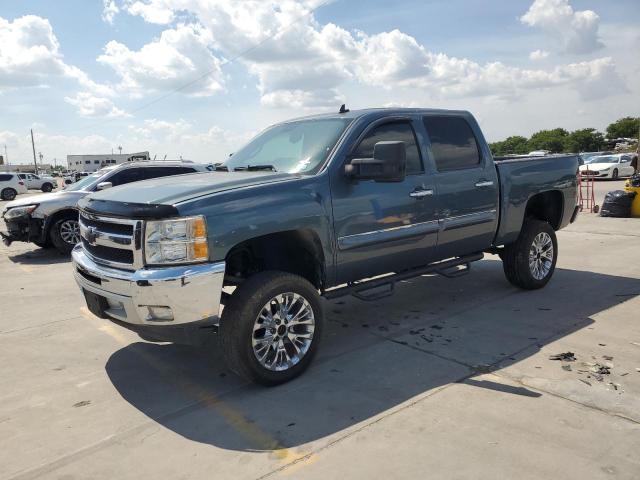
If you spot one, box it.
[17,173,57,192]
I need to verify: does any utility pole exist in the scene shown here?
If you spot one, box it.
[30,129,38,175]
[4,144,8,166]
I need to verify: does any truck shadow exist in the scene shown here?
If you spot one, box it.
[6,247,70,265]
[105,260,639,452]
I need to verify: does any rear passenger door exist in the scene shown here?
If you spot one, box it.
[422,114,499,260]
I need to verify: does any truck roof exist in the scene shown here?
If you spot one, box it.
[283,107,473,123]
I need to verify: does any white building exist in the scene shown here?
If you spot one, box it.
[66,151,150,172]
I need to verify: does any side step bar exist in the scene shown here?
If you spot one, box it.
[323,253,484,301]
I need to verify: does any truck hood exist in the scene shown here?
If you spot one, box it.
[84,171,296,206]
[3,190,86,210]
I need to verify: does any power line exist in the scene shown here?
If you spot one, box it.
[67,0,335,135]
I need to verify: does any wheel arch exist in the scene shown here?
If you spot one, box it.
[224,229,326,290]
[524,190,564,231]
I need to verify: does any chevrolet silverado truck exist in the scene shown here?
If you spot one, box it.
[72,108,580,385]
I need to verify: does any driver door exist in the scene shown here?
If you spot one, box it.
[331,119,439,284]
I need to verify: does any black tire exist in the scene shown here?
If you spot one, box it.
[501,219,557,290]
[1,188,17,201]
[611,169,618,180]
[219,271,323,386]
[49,213,80,254]
[41,183,53,192]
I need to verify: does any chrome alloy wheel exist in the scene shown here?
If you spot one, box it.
[252,292,316,372]
[59,219,81,245]
[529,232,554,280]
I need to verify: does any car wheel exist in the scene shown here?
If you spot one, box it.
[611,169,618,180]
[1,188,17,201]
[501,219,557,290]
[41,183,53,192]
[50,214,81,254]
[219,271,323,386]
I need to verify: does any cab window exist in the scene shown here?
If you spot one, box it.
[352,121,423,174]
[423,116,481,171]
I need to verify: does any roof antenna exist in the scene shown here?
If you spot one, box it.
[339,104,349,114]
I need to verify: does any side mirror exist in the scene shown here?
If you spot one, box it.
[345,141,406,182]
[96,182,113,190]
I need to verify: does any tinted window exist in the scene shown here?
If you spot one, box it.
[0,174,13,181]
[18,174,26,179]
[145,166,195,180]
[423,116,481,171]
[107,168,146,186]
[352,121,422,174]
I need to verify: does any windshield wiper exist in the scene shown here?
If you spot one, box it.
[233,164,278,172]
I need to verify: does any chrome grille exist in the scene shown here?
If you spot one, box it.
[79,212,143,270]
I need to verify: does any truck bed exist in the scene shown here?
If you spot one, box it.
[493,154,580,246]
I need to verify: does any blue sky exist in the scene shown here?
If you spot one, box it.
[1,0,638,165]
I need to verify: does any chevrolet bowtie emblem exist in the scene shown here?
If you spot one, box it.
[86,226,98,245]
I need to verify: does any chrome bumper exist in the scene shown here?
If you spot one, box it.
[72,245,225,326]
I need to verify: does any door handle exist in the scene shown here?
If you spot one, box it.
[409,189,433,198]
[475,181,494,188]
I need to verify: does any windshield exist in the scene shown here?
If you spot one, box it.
[222,118,352,174]
[585,156,617,164]
[65,171,104,191]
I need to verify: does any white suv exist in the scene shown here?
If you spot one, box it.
[0,173,28,200]
[17,173,57,192]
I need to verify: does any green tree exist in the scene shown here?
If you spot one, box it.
[527,128,569,153]
[489,136,529,156]
[606,117,640,139]
[563,128,605,153]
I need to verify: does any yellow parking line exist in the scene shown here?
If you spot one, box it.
[80,307,310,465]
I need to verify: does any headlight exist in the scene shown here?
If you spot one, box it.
[3,205,38,220]
[144,215,208,265]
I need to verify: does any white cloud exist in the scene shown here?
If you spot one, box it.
[110,0,622,105]
[529,49,550,61]
[64,92,128,117]
[126,0,174,24]
[98,23,224,97]
[0,15,111,96]
[520,0,603,54]
[102,0,120,24]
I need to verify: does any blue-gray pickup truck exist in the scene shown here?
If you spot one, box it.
[72,108,580,385]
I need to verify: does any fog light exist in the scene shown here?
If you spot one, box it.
[146,306,174,322]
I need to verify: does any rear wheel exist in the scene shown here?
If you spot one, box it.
[41,183,53,192]
[219,271,323,386]
[1,188,17,201]
[50,214,80,254]
[501,219,557,290]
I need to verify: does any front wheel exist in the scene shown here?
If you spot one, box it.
[50,215,81,254]
[219,271,323,386]
[501,219,558,290]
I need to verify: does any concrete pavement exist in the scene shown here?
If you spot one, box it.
[1,180,639,479]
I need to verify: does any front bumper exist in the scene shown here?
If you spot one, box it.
[0,214,45,245]
[72,245,225,327]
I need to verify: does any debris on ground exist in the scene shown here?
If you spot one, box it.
[602,355,613,361]
[549,352,576,361]
[73,400,91,408]
[562,365,572,371]
[579,379,591,386]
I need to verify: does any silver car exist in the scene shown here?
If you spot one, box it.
[1,162,211,253]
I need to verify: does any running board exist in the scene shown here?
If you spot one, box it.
[323,253,484,301]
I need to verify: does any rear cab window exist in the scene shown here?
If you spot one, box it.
[423,116,482,171]
[0,174,14,181]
